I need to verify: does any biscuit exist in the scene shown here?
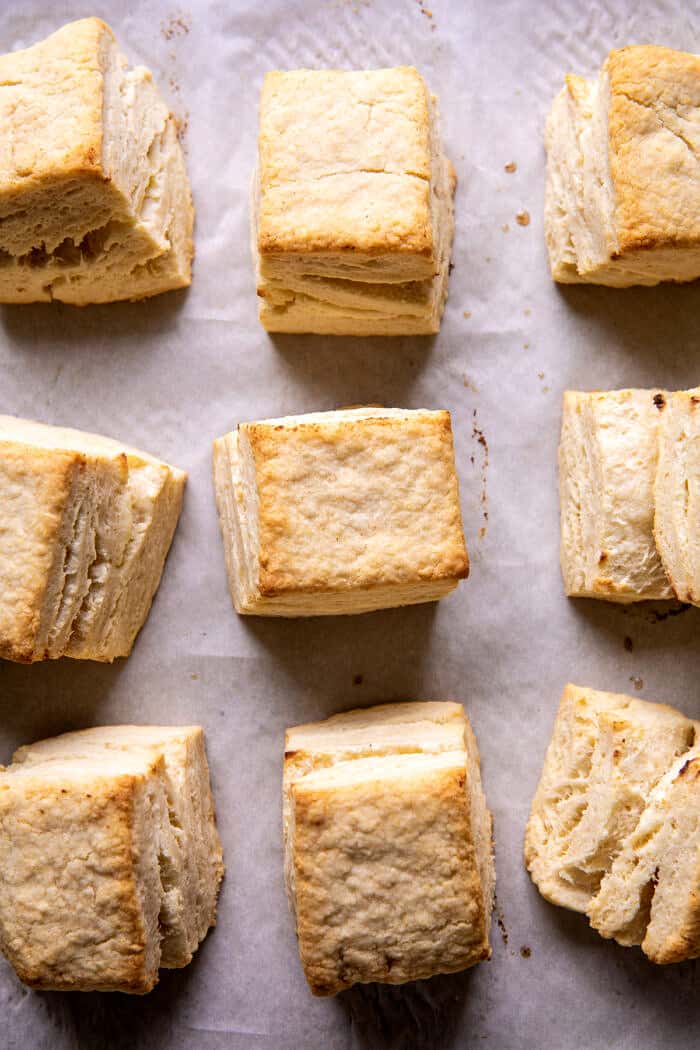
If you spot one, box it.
[284,702,494,994]
[559,389,672,601]
[0,18,193,303]
[0,415,185,662]
[545,46,700,286]
[213,407,468,616]
[0,725,224,992]
[253,67,455,334]
[524,683,694,913]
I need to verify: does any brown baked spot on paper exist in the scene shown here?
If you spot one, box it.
[472,409,489,538]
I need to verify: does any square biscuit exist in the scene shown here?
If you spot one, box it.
[0,17,193,303]
[0,415,186,663]
[545,46,700,286]
[524,683,694,914]
[0,725,224,993]
[253,67,456,334]
[257,67,436,276]
[527,684,700,966]
[558,389,672,601]
[0,753,165,993]
[284,702,494,995]
[607,47,700,262]
[213,407,469,617]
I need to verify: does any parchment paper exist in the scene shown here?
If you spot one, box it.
[2,1,700,1047]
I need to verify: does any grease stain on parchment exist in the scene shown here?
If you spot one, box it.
[471,408,489,540]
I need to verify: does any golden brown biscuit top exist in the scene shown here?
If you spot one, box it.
[0,18,111,192]
[241,409,468,595]
[257,66,435,257]
[292,752,488,995]
[606,45,700,252]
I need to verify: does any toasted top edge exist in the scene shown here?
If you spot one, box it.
[11,725,204,768]
[1,751,161,781]
[562,388,665,405]
[292,748,467,792]
[286,701,465,752]
[0,415,185,478]
[563,683,692,726]
[233,407,449,432]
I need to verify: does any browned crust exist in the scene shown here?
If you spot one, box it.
[607,46,700,255]
[247,413,469,597]
[0,444,83,663]
[0,771,157,993]
[256,67,435,259]
[293,764,490,995]
[0,18,112,202]
[258,229,435,259]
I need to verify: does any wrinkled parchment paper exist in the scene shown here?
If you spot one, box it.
[2,1,700,1047]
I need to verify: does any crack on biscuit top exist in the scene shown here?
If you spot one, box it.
[617,90,699,160]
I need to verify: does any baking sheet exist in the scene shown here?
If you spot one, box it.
[2,0,700,1047]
